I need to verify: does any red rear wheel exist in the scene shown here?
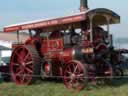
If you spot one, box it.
[10,45,41,85]
[63,60,87,90]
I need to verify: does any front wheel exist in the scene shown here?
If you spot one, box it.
[63,60,87,90]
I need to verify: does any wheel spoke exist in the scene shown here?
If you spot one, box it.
[15,51,23,62]
[20,74,26,84]
[28,65,33,70]
[24,53,30,62]
[25,67,33,73]
[13,63,20,66]
[77,73,84,77]
[72,63,76,70]
[74,65,78,73]
[75,65,82,74]
[69,78,73,83]
[22,74,26,82]
[15,70,23,76]
[66,71,72,75]
[15,67,22,73]
[17,70,22,75]
[25,61,33,65]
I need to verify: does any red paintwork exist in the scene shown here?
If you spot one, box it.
[25,37,41,46]
[41,37,74,63]
[10,46,33,85]
[9,24,113,87]
[44,62,51,75]
[62,48,74,62]
[63,60,86,90]
[5,6,121,90]
[41,38,63,54]
[12,43,24,49]
[4,14,86,32]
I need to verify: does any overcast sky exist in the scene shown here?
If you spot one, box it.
[0,0,127,38]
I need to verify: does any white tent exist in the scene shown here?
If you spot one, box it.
[0,45,11,66]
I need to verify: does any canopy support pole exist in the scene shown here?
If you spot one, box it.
[89,14,95,43]
[106,16,113,47]
[17,31,20,44]
[106,17,110,36]
[29,29,32,37]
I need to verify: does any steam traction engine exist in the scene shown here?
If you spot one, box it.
[4,0,121,90]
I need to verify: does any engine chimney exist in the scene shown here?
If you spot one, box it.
[80,0,88,12]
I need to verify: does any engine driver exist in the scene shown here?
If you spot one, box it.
[70,27,80,45]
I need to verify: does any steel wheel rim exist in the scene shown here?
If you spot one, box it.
[10,46,34,85]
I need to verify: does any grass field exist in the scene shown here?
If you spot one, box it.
[0,78,128,96]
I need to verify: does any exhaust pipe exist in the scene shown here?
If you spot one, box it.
[80,0,88,12]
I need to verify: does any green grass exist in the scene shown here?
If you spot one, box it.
[0,79,128,96]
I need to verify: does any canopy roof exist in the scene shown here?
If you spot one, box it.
[4,8,120,32]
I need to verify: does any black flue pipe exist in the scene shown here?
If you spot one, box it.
[80,0,88,11]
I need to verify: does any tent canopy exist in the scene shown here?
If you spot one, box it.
[0,45,11,51]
